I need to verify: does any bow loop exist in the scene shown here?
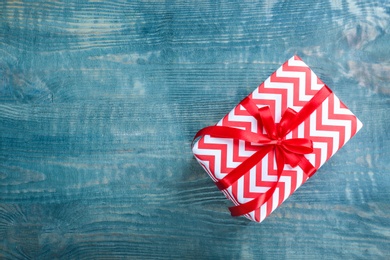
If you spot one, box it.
[279,107,298,137]
[281,138,313,154]
[258,106,277,139]
[279,149,302,168]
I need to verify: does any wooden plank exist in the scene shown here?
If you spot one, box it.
[0,0,389,259]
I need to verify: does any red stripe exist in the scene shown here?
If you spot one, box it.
[257,81,288,115]
[327,95,358,139]
[254,207,261,222]
[232,139,250,164]
[283,62,318,97]
[303,117,329,168]
[195,154,217,180]
[315,99,345,150]
[196,137,232,176]
[222,117,253,132]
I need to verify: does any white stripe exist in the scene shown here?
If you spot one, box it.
[203,136,237,169]
[279,175,291,201]
[226,108,258,133]
[294,168,306,194]
[321,99,343,153]
[288,57,324,92]
[311,70,324,90]
[332,96,352,143]
[192,147,223,179]
[236,176,252,204]
[272,188,279,212]
[193,136,236,179]
[284,120,305,139]
[294,168,304,193]
[277,69,313,104]
[249,166,271,193]
[262,154,277,182]
[251,91,282,121]
[260,202,267,223]
[298,120,305,138]
[288,57,307,67]
[263,76,293,120]
[269,70,295,99]
[238,140,256,158]
[309,107,340,156]
[313,141,328,167]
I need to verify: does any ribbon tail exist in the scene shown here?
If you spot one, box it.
[298,156,317,178]
[275,146,285,176]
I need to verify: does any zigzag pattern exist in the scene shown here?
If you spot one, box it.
[193,56,363,223]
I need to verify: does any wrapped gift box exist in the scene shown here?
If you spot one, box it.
[192,56,363,223]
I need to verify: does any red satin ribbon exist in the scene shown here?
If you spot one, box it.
[193,86,332,217]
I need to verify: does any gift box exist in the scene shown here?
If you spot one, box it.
[192,55,363,223]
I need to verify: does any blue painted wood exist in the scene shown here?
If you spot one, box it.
[0,0,389,259]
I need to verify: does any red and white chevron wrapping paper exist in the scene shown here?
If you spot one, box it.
[192,55,363,223]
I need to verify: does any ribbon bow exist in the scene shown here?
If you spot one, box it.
[193,86,332,217]
[255,105,314,174]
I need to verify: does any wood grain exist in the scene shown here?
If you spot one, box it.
[1,0,389,259]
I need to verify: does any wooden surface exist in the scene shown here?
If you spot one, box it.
[1,0,389,259]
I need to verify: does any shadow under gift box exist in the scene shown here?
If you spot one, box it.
[192,55,363,223]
